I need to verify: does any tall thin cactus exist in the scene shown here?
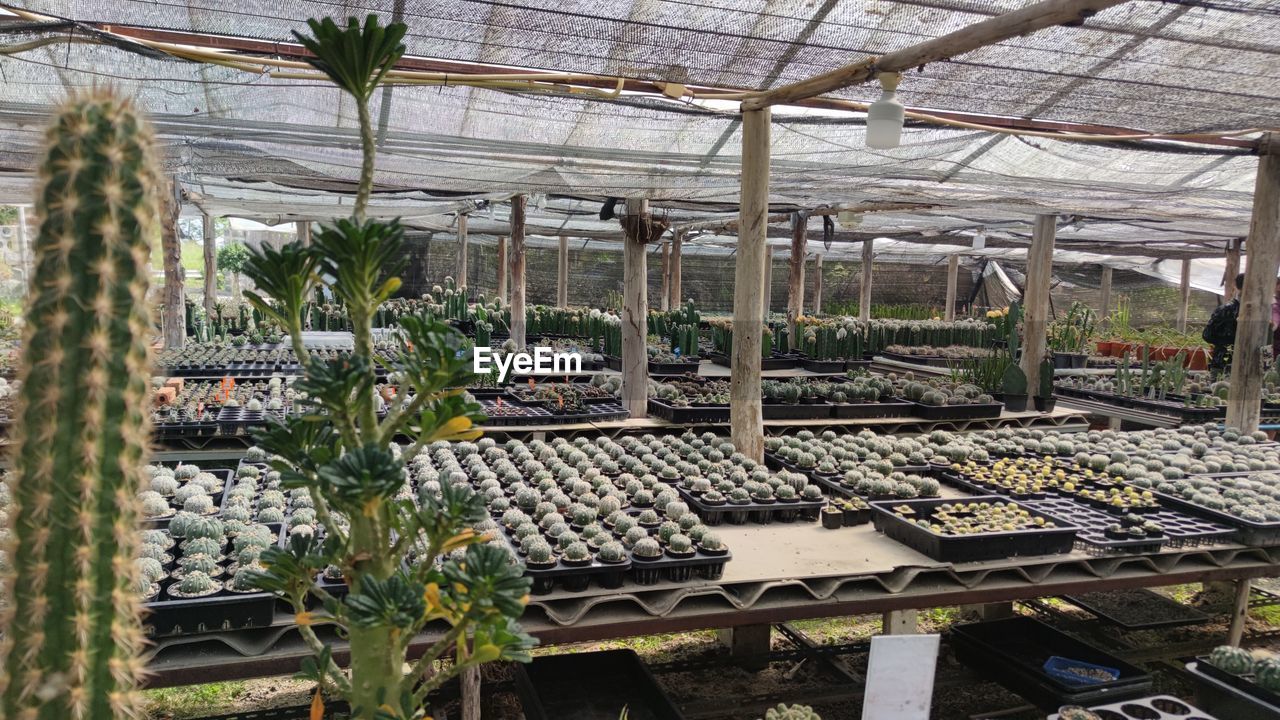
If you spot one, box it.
[0,91,159,720]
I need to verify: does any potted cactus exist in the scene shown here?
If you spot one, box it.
[1034,356,1057,412]
[821,503,844,529]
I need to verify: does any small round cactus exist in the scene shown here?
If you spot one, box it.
[235,545,264,567]
[1055,708,1100,720]
[184,516,225,541]
[632,538,662,559]
[182,536,223,558]
[1209,645,1255,675]
[137,543,170,564]
[134,557,166,585]
[637,509,660,525]
[525,540,554,565]
[668,534,693,554]
[141,529,172,548]
[184,493,216,515]
[700,533,724,552]
[597,541,626,563]
[256,507,286,524]
[140,493,172,517]
[228,565,264,592]
[664,501,689,521]
[233,525,274,552]
[557,531,580,551]
[761,704,820,720]
[173,483,208,505]
[562,542,591,563]
[173,571,219,598]
[177,553,219,576]
[150,475,180,495]
[613,515,638,535]
[623,526,649,548]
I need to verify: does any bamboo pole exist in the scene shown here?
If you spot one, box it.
[203,213,217,323]
[659,240,670,312]
[456,213,469,291]
[1021,214,1057,395]
[161,179,185,348]
[1224,238,1242,303]
[945,254,960,321]
[1227,135,1280,433]
[812,254,824,314]
[787,212,807,340]
[557,235,569,308]
[509,198,527,348]
[622,199,650,419]
[859,241,873,322]
[496,235,508,303]
[731,108,770,462]
[1099,265,1113,329]
[670,230,684,307]
[1177,258,1192,333]
[742,0,1127,110]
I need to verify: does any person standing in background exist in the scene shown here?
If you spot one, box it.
[1204,273,1245,377]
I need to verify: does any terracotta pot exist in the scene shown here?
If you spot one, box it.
[1096,341,1114,356]
[1185,348,1209,370]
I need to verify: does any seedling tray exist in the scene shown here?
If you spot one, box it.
[1140,486,1278,546]
[628,547,732,585]
[908,400,1004,421]
[648,359,702,376]
[1062,589,1210,630]
[870,496,1078,563]
[1029,497,1233,553]
[761,402,832,420]
[829,399,913,420]
[144,588,276,637]
[1191,658,1280,712]
[880,350,964,368]
[794,354,848,374]
[1049,694,1220,720]
[522,555,633,594]
[951,616,1152,710]
[708,351,796,371]
[1185,662,1280,720]
[646,398,730,424]
[515,649,684,720]
[674,485,822,525]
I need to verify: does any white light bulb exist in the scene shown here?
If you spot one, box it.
[866,72,905,150]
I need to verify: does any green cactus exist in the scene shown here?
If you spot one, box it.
[0,90,159,720]
[1002,364,1027,395]
[1038,358,1054,399]
[761,704,821,720]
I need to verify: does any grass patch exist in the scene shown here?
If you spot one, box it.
[145,681,247,717]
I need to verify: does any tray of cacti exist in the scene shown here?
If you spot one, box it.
[896,378,1004,420]
[812,467,944,502]
[137,520,282,637]
[138,464,233,528]
[951,616,1152,711]
[673,473,826,526]
[823,374,913,419]
[760,379,833,420]
[1135,473,1280,547]
[794,317,866,373]
[870,496,1078,562]
[515,648,685,720]
[1191,646,1280,713]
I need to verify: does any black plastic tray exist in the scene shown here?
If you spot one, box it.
[830,399,914,420]
[674,485,822,525]
[708,352,796,371]
[646,399,730,424]
[1062,589,1210,630]
[1186,661,1280,720]
[1190,659,1280,716]
[1030,497,1233,553]
[761,402,832,420]
[870,496,1078,563]
[515,649,684,720]
[648,359,703,376]
[951,616,1152,711]
[908,400,1004,421]
[1049,694,1220,720]
[795,355,848,374]
[880,350,967,368]
[1139,485,1279,546]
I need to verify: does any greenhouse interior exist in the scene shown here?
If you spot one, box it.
[2,1,1280,719]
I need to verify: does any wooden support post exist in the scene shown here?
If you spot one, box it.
[859,240,873,322]
[762,247,773,320]
[1227,579,1252,647]
[1177,258,1192,333]
[945,254,960,322]
[509,197,527,348]
[161,179,185,349]
[659,239,670,312]
[812,253,823,314]
[460,665,481,720]
[557,234,569,308]
[622,198,650,419]
[1224,238,1242,303]
[717,625,771,672]
[786,212,806,340]
[295,220,311,247]
[496,235,508,303]
[202,213,217,323]
[670,230,683,307]
[742,0,1127,110]
[1099,265,1113,329]
[731,108,770,462]
[1021,214,1056,394]
[14,206,29,284]
[456,213,469,291]
[1228,135,1280,433]
[882,609,919,635]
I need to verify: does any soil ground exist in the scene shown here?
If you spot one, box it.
[144,582,1280,720]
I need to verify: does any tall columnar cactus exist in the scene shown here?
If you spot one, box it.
[0,91,158,720]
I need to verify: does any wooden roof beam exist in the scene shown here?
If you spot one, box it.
[741,0,1130,111]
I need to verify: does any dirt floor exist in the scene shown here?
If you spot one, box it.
[143,582,1280,720]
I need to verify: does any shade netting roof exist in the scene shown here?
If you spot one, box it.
[0,0,1277,257]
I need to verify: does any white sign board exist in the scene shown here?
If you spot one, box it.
[860,634,941,720]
